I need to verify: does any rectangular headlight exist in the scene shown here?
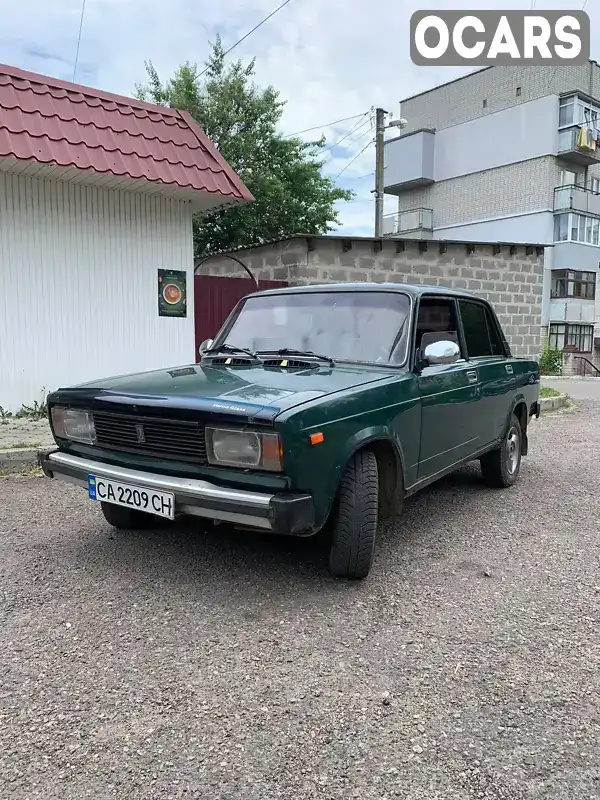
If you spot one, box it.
[205,426,283,472]
[51,406,96,445]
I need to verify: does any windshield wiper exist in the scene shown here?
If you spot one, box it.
[204,343,261,361]
[257,348,335,366]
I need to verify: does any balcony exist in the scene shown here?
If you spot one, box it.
[554,184,600,216]
[382,208,433,238]
[557,126,600,167]
[550,269,596,324]
[383,129,435,194]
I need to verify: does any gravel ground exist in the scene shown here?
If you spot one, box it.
[1,402,599,799]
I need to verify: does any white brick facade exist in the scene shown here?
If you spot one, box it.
[398,157,558,228]
[401,64,600,134]
[393,63,600,375]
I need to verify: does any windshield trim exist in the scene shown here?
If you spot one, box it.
[211,289,414,368]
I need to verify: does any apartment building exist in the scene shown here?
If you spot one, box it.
[383,63,600,374]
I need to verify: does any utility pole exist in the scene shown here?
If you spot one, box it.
[373,107,408,238]
[374,107,387,238]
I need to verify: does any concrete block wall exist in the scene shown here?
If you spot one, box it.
[201,237,544,360]
[401,63,600,134]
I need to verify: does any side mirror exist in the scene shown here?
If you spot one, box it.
[199,338,213,356]
[423,340,461,366]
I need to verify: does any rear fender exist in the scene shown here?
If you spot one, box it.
[508,394,529,456]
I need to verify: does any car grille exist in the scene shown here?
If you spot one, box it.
[92,411,207,463]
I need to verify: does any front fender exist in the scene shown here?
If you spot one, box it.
[341,427,406,475]
[318,426,406,526]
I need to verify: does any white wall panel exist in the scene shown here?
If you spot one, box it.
[0,173,194,411]
[433,95,558,181]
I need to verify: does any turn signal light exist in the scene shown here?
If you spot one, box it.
[310,432,324,445]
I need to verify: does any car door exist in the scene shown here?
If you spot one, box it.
[457,299,515,446]
[416,295,483,481]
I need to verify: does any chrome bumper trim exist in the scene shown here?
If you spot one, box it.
[44,451,274,529]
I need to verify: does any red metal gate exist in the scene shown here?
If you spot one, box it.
[194,275,287,361]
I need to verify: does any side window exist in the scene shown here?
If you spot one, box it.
[415,297,462,358]
[484,307,505,356]
[459,300,505,358]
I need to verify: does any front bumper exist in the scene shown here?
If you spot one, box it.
[41,450,315,536]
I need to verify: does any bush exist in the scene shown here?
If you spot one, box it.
[539,344,562,376]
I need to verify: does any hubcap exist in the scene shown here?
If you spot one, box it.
[506,427,520,475]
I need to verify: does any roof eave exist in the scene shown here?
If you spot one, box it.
[177,110,254,204]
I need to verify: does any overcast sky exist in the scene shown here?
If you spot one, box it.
[0,0,595,236]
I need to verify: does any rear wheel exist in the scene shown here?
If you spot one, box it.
[100,502,159,530]
[328,449,379,580]
[480,413,523,488]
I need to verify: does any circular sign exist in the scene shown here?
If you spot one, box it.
[163,283,182,305]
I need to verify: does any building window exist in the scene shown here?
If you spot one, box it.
[482,98,487,108]
[559,96,574,127]
[559,94,600,130]
[554,212,600,245]
[558,169,584,187]
[551,270,596,299]
[590,177,600,194]
[516,86,521,96]
[549,323,594,353]
[554,213,569,241]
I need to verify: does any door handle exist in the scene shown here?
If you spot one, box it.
[466,370,477,384]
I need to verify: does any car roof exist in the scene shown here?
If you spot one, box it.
[246,282,481,300]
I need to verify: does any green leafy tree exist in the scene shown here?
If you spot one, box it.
[135,38,354,256]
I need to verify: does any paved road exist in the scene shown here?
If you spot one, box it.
[1,402,599,799]
[543,377,600,401]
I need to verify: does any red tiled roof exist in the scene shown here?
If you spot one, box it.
[0,63,253,204]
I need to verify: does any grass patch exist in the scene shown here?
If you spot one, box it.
[0,465,43,477]
[540,387,562,398]
[7,441,42,449]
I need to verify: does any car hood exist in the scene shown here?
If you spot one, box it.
[53,362,400,422]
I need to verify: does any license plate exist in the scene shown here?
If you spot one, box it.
[87,475,175,520]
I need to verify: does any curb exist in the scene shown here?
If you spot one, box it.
[539,394,568,412]
[541,375,600,382]
[0,446,53,474]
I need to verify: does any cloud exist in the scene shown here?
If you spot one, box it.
[1,0,596,234]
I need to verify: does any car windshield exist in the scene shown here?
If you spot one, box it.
[218,290,411,364]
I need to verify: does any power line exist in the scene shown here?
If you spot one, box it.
[333,136,375,180]
[285,113,366,138]
[341,197,376,205]
[199,0,295,78]
[322,115,371,153]
[73,0,86,81]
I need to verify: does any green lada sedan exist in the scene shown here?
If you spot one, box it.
[42,283,541,580]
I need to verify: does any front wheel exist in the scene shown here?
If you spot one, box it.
[328,449,379,580]
[480,414,523,488]
[100,501,160,530]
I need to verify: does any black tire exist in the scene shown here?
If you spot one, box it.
[100,501,159,530]
[328,449,379,580]
[480,413,523,488]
